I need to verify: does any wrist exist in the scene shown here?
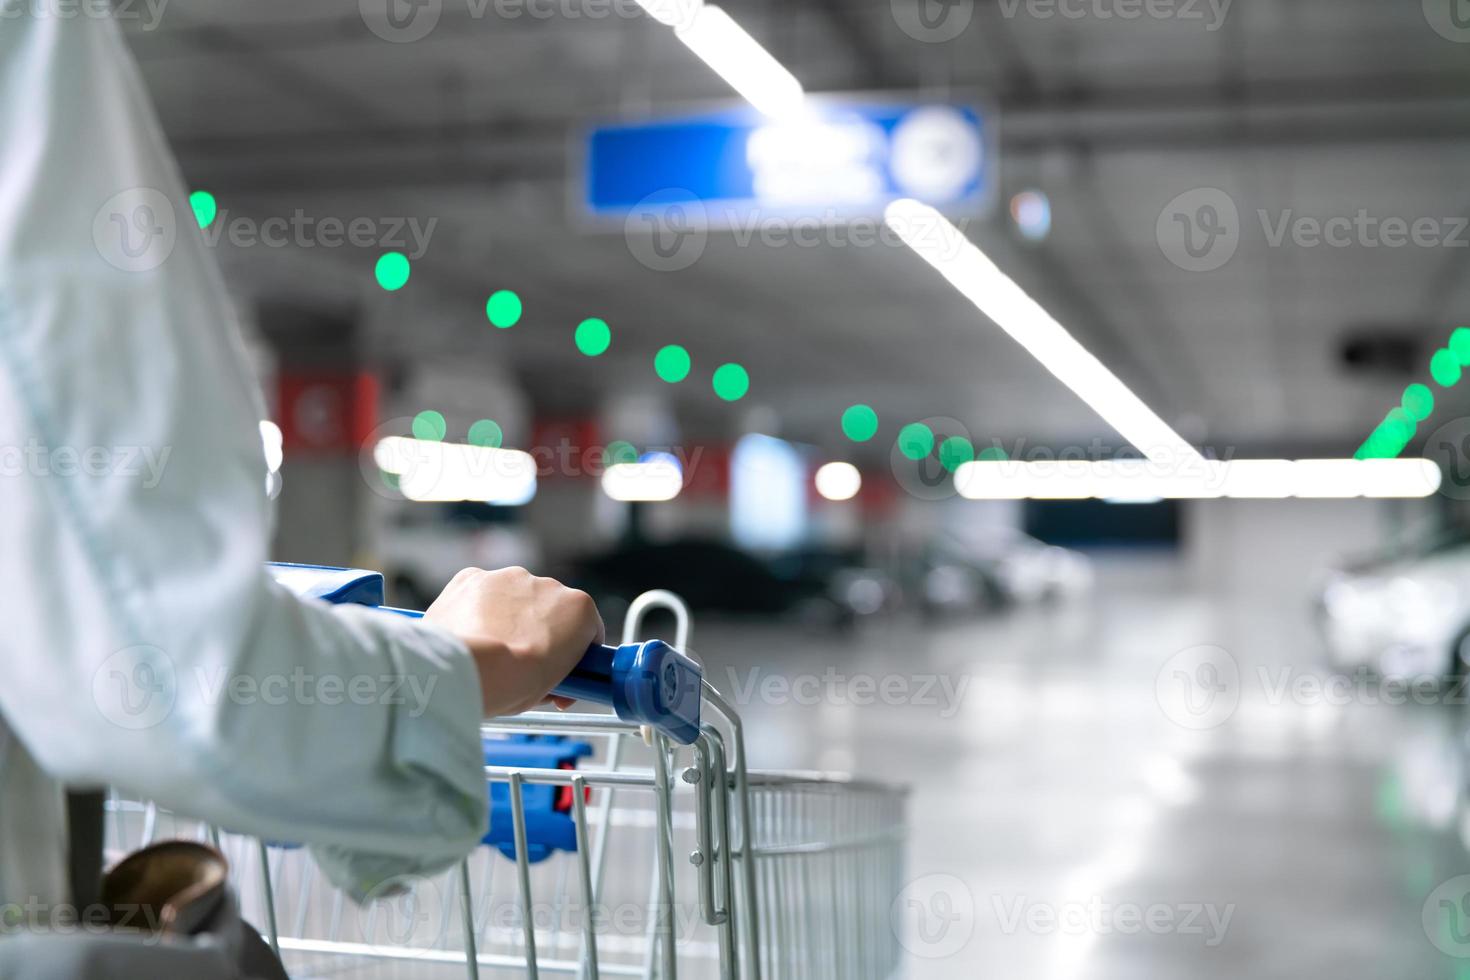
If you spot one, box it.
[464,635,517,716]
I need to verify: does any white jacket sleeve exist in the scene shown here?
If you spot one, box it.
[0,13,487,896]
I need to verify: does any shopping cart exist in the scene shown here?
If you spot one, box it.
[106,564,909,979]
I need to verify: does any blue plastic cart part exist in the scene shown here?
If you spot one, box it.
[265,563,704,744]
[481,735,593,862]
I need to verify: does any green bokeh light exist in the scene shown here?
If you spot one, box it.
[189,190,217,229]
[412,410,446,442]
[712,363,749,402]
[938,436,974,472]
[1387,406,1416,434]
[1382,410,1416,456]
[576,318,612,357]
[897,423,935,461]
[1451,327,1470,366]
[1402,383,1434,421]
[485,291,522,329]
[605,440,637,466]
[1431,348,1463,387]
[468,419,503,448]
[655,345,691,383]
[977,446,1008,462]
[1360,407,1420,459]
[841,404,879,442]
[375,252,411,291]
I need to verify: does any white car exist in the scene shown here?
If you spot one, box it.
[1317,532,1470,679]
[375,503,542,609]
[986,532,1094,604]
[913,530,1093,614]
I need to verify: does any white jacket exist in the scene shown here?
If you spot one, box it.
[0,11,487,906]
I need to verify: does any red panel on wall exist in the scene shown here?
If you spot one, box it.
[531,418,602,479]
[683,444,730,497]
[277,371,379,456]
[857,470,899,515]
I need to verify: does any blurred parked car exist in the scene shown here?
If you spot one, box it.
[899,531,1092,616]
[896,545,1005,617]
[974,529,1094,604]
[566,539,890,631]
[1316,528,1470,679]
[377,502,542,609]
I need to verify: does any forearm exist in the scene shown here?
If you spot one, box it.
[0,10,489,891]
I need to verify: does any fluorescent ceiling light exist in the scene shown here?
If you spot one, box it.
[673,6,806,121]
[884,198,1201,465]
[602,459,684,502]
[814,461,862,501]
[633,0,703,28]
[953,458,1441,500]
[374,437,537,505]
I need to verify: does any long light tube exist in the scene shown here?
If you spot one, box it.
[885,198,1202,465]
[669,5,806,121]
[954,458,1441,500]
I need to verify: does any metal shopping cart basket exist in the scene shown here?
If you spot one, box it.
[107,564,909,979]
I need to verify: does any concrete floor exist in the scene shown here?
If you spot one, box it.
[690,555,1470,980]
[110,554,1470,978]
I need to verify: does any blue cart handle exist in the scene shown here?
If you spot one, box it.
[267,563,703,744]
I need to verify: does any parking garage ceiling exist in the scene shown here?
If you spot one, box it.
[123,0,1470,458]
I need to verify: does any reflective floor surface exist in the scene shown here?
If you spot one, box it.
[692,555,1470,979]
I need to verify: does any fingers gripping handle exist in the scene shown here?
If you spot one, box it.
[266,563,703,744]
[391,609,702,745]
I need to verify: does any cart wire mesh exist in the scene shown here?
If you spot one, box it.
[105,592,908,979]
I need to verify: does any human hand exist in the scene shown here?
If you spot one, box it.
[424,566,604,717]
